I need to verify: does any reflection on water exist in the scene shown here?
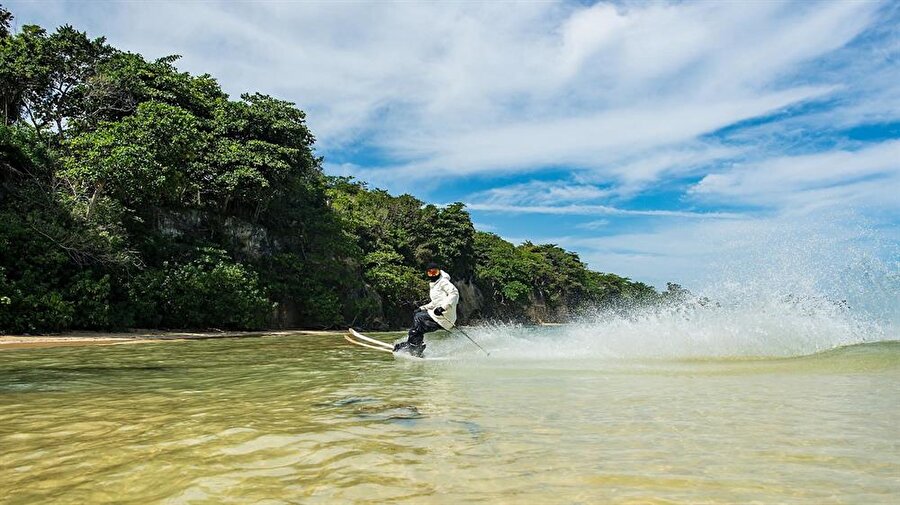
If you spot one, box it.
[1,334,899,504]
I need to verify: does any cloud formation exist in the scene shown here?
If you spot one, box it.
[8,0,899,286]
[692,140,900,211]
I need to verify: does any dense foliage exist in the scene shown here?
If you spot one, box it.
[0,9,664,333]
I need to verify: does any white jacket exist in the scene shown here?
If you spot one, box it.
[420,270,459,330]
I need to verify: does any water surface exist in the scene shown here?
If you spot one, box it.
[1,333,898,504]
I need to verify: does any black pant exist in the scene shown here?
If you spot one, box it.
[406,310,442,347]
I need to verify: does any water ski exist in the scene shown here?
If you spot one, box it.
[345,329,447,361]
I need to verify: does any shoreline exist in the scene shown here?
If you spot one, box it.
[0,329,345,350]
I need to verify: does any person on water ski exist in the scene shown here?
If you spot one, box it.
[394,262,459,357]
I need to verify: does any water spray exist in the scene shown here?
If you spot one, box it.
[450,324,491,356]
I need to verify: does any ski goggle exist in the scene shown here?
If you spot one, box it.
[426,268,440,277]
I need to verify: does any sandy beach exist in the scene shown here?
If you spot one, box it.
[0,330,343,350]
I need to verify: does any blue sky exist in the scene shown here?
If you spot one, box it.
[8,1,900,288]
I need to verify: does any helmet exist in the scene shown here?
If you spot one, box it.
[425,262,441,281]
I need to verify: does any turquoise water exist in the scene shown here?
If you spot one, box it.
[1,332,898,504]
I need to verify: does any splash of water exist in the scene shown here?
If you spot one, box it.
[459,214,899,360]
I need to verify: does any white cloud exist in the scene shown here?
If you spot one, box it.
[367,86,833,181]
[455,142,742,214]
[468,180,611,206]
[591,143,741,188]
[321,162,364,179]
[465,203,741,220]
[471,221,497,233]
[488,139,900,286]
[534,218,764,286]
[546,209,887,290]
[691,140,900,210]
[576,219,610,230]
[9,0,884,179]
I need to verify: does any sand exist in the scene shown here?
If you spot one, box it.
[0,329,343,350]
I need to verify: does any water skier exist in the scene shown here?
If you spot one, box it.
[393,262,459,357]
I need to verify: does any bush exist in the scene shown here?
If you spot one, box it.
[129,248,272,329]
[67,272,112,329]
[0,275,74,333]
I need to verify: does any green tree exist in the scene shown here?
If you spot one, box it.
[363,248,426,309]
[474,232,545,315]
[62,101,203,211]
[0,23,113,138]
[1,6,12,39]
[418,202,476,279]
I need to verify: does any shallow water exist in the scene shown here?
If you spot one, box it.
[1,332,899,504]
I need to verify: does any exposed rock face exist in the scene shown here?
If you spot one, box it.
[157,210,202,238]
[272,299,302,328]
[524,291,569,324]
[157,211,275,259]
[223,217,273,258]
[461,282,570,325]
[454,279,485,324]
[347,286,385,329]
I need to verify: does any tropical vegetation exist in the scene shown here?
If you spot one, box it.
[0,7,666,334]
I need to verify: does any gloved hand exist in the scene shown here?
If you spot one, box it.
[434,307,445,316]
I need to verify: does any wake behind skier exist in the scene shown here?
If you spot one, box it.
[393,262,459,357]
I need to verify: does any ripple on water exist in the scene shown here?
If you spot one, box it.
[0,334,898,504]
